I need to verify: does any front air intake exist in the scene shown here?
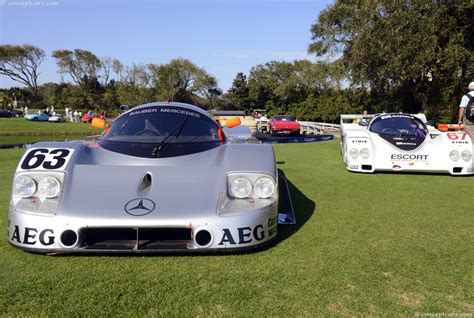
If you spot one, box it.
[80,228,192,250]
[453,167,463,174]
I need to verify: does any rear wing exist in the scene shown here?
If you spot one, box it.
[340,115,375,132]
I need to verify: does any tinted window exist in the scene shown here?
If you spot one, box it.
[100,106,222,158]
[369,114,427,137]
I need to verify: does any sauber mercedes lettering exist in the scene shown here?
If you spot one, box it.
[340,113,474,175]
[8,102,293,254]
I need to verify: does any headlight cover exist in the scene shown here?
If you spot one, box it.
[13,176,36,198]
[254,177,275,199]
[360,148,370,159]
[349,148,359,159]
[449,150,460,161]
[37,176,61,198]
[219,173,278,215]
[230,177,252,199]
[461,150,472,162]
[11,172,65,214]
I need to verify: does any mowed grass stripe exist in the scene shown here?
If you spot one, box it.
[0,118,102,136]
[0,140,472,316]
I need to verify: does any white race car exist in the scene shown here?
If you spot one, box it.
[340,113,474,175]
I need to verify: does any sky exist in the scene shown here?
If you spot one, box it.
[0,0,333,92]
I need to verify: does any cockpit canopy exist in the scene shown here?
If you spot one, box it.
[100,105,222,158]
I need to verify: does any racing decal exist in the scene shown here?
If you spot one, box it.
[447,132,468,141]
[380,134,425,151]
[218,225,266,246]
[380,114,414,120]
[19,148,74,171]
[10,225,55,246]
[391,154,428,161]
[128,107,200,118]
[124,198,156,216]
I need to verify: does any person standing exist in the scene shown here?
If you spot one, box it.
[458,82,474,136]
[73,110,79,123]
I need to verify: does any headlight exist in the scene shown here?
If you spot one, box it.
[13,176,36,198]
[230,177,252,199]
[461,150,472,162]
[37,176,61,198]
[349,148,359,159]
[360,148,370,159]
[254,177,275,199]
[449,150,460,161]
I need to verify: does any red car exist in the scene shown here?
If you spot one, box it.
[268,115,301,136]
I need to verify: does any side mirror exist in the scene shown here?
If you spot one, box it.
[225,117,241,128]
[91,117,107,129]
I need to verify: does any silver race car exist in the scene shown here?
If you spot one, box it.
[9,102,293,254]
[340,113,474,175]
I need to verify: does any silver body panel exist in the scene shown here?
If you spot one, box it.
[8,103,279,253]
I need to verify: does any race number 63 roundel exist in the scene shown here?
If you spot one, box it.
[19,148,74,171]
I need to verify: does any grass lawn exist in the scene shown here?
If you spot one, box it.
[0,140,473,316]
[0,118,102,136]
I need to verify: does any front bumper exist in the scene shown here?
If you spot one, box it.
[8,203,278,254]
[345,161,474,175]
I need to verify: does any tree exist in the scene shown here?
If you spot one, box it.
[0,45,45,97]
[100,57,113,86]
[52,49,101,85]
[308,1,474,120]
[224,73,250,110]
[149,58,219,105]
[112,58,124,82]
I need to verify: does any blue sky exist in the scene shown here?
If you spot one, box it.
[0,0,333,92]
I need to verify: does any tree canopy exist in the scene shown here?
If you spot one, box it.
[309,0,474,120]
[0,45,45,97]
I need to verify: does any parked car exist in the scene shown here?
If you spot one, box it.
[25,113,50,121]
[82,112,97,123]
[0,109,13,118]
[48,114,66,123]
[268,115,301,136]
[340,113,473,175]
[10,109,23,117]
[8,102,288,254]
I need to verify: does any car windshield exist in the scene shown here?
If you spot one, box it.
[369,114,427,137]
[100,106,222,158]
[273,115,294,121]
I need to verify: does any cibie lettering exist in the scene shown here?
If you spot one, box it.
[391,154,428,160]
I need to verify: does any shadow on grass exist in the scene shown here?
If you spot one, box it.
[274,169,315,245]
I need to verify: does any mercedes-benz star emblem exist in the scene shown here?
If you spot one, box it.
[124,198,156,216]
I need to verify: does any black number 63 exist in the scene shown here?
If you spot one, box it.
[21,148,71,170]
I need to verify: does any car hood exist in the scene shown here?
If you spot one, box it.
[271,121,300,128]
[30,141,275,222]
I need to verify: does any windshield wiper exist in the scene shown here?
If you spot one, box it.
[152,116,190,157]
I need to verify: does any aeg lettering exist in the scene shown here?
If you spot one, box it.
[10,225,55,246]
[218,225,265,245]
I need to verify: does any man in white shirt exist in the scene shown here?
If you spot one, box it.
[458,82,474,136]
